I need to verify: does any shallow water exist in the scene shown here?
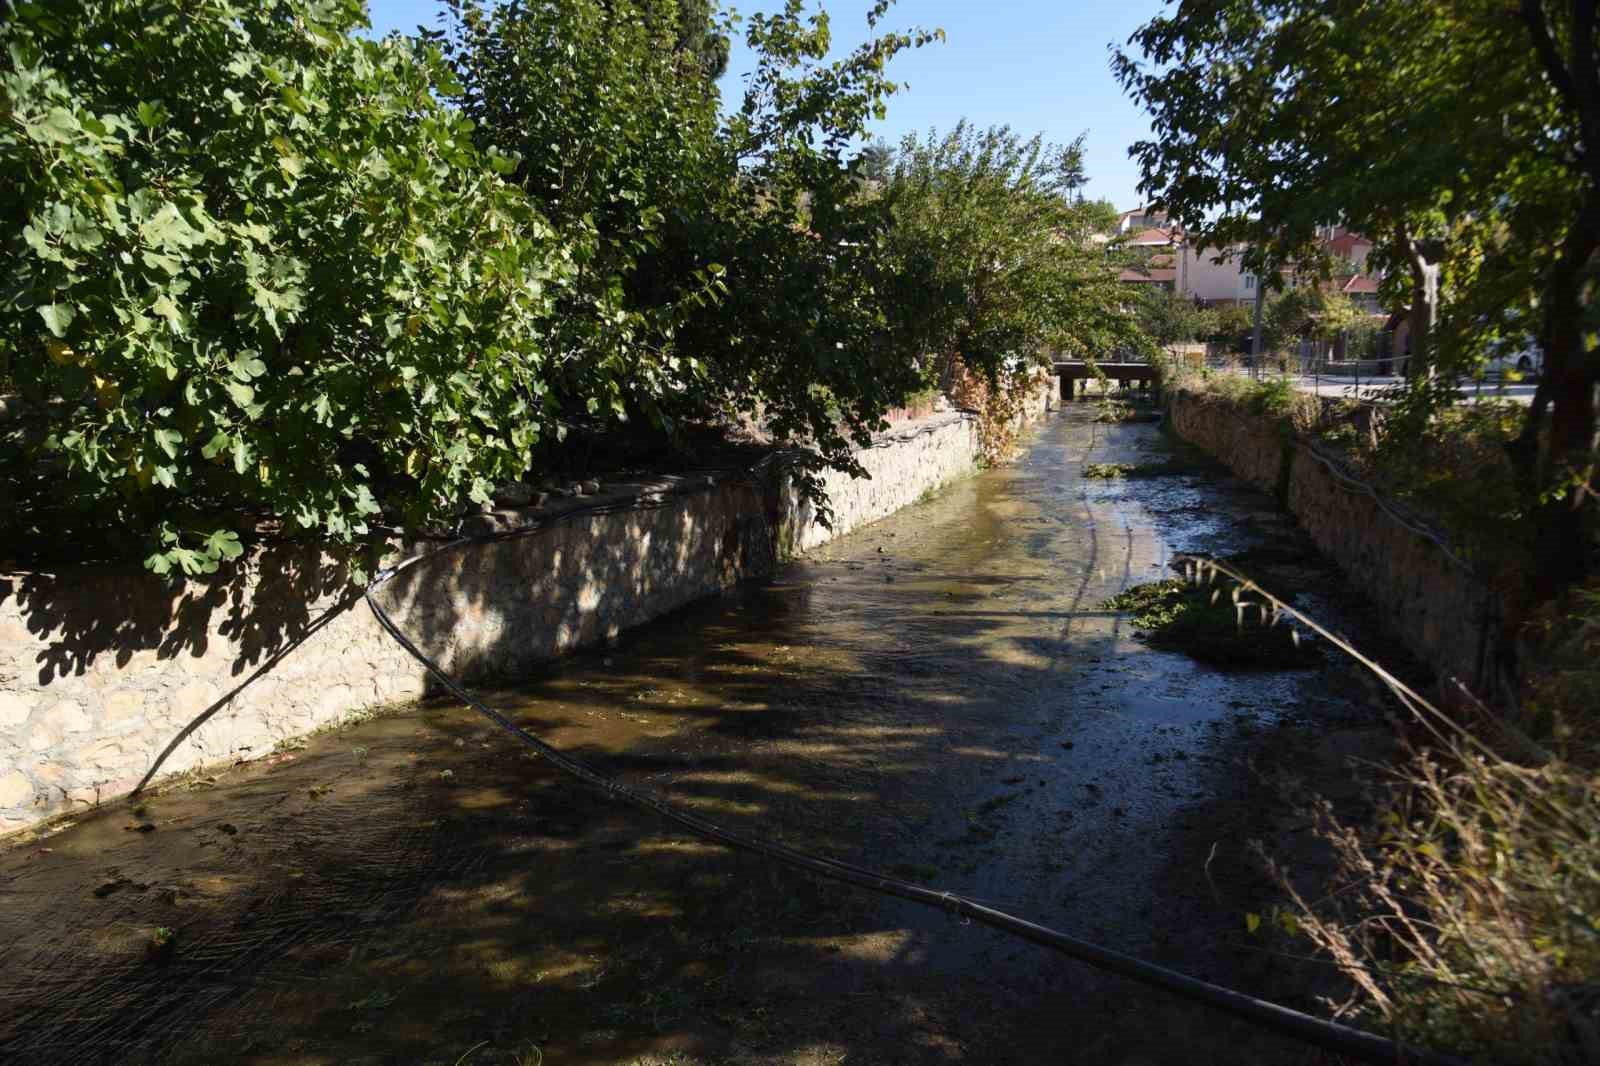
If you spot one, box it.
[0,405,1378,1065]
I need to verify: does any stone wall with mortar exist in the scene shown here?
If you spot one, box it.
[0,389,1051,834]
[1166,389,1290,495]
[1166,387,1509,693]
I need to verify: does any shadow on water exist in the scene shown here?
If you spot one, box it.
[0,405,1389,1065]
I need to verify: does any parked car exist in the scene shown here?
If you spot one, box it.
[1485,337,1543,376]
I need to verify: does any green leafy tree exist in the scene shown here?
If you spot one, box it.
[1081,197,1121,236]
[663,0,731,79]
[1137,290,1218,348]
[432,0,729,441]
[1207,303,1255,352]
[435,0,946,510]
[678,0,946,495]
[878,123,1140,377]
[857,138,893,182]
[1,0,573,575]
[1115,0,1598,594]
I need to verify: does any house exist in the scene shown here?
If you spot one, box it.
[1116,208,1385,311]
[1115,213,1180,291]
[1175,242,1261,306]
[1322,226,1374,272]
[1116,206,1171,234]
[1334,272,1382,313]
[1118,257,1177,291]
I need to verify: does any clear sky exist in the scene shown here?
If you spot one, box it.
[363,0,1167,210]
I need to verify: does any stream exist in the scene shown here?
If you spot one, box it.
[0,404,1393,1065]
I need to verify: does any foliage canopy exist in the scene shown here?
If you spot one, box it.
[0,0,1136,576]
[2,0,574,575]
[1116,0,1600,593]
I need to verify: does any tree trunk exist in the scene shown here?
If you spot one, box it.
[1515,0,1600,598]
[1523,197,1600,600]
[1397,228,1443,379]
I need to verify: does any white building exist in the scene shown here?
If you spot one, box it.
[1162,227,1376,308]
[1176,243,1258,305]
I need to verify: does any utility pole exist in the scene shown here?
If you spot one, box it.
[1248,266,1266,379]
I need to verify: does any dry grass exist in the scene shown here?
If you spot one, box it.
[1276,748,1600,1063]
[1276,582,1600,1063]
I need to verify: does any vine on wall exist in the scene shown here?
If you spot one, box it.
[945,358,1048,465]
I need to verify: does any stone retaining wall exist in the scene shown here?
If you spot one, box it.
[1167,387,1509,693]
[0,389,1050,834]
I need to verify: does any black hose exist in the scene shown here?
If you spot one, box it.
[364,462,1469,1066]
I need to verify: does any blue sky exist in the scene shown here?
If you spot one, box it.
[364,0,1167,210]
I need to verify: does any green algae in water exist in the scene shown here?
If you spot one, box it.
[1102,579,1320,669]
[1082,461,1190,479]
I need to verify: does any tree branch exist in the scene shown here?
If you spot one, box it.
[1574,0,1600,166]
[1521,0,1577,107]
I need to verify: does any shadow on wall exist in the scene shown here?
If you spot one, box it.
[3,546,362,686]
[373,475,784,684]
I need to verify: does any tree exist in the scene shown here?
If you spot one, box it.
[1512,0,1600,594]
[865,122,1141,457]
[877,123,1141,383]
[1207,303,1256,352]
[665,0,730,79]
[857,138,893,182]
[684,0,947,489]
[1137,290,1217,348]
[438,0,946,506]
[1081,197,1121,235]
[1,0,573,575]
[1115,0,1598,595]
[433,0,729,440]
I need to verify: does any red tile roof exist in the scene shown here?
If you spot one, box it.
[1119,267,1177,283]
[1325,232,1372,257]
[1340,274,1379,294]
[1129,227,1177,246]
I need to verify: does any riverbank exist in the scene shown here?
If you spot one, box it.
[1163,383,1515,697]
[0,404,1400,1064]
[0,386,1051,837]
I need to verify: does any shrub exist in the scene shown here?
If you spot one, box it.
[1101,578,1320,668]
[1273,582,1600,1064]
[1,0,572,575]
[1361,400,1530,570]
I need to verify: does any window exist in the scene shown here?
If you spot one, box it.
[1243,274,1255,290]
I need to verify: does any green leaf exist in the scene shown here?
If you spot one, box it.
[37,303,75,337]
[152,428,182,459]
[30,106,79,144]
[230,353,268,380]
[150,295,184,332]
[205,529,244,561]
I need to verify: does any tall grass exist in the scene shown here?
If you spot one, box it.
[1279,582,1600,1063]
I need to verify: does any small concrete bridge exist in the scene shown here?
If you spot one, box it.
[1052,361,1158,400]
